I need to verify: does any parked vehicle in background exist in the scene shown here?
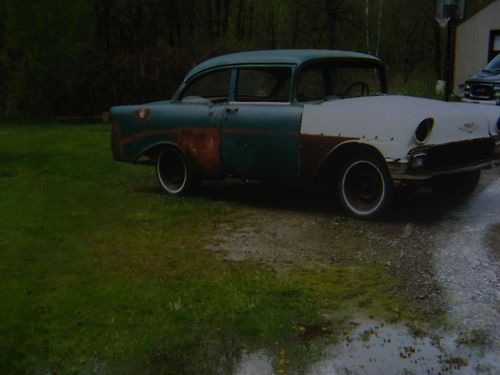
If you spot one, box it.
[463,54,500,105]
[111,50,500,219]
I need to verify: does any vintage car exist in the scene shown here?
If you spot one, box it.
[463,54,500,105]
[111,50,500,218]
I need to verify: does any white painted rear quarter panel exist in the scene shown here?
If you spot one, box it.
[300,95,499,160]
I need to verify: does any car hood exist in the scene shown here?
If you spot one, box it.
[467,71,500,84]
[301,95,500,159]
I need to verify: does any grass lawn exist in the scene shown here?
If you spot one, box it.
[0,124,430,374]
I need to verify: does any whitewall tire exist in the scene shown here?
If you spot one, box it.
[156,148,197,195]
[338,156,392,219]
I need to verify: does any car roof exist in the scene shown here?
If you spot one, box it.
[184,49,381,81]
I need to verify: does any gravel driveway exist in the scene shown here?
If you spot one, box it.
[204,168,500,374]
[434,171,500,349]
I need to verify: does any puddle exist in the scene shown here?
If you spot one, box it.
[309,318,496,375]
[231,318,497,375]
[233,350,274,375]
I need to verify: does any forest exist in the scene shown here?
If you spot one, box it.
[0,0,494,119]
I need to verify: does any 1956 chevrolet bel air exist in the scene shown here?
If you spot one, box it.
[111,50,500,218]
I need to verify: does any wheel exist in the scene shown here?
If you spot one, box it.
[156,148,198,195]
[338,155,392,219]
[429,170,480,199]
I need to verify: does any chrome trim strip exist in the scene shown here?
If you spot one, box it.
[389,159,500,181]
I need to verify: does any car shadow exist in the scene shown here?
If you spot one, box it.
[193,180,459,225]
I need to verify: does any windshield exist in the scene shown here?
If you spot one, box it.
[484,54,500,72]
[296,61,385,102]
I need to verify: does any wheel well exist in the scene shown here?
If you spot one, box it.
[137,142,182,162]
[314,142,387,183]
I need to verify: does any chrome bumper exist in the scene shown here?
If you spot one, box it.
[388,159,500,180]
[387,138,500,181]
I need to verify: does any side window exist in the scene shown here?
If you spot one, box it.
[235,67,291,102]
[296,69,326,102]
[181,69,231,103]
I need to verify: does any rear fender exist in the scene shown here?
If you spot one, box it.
[314,141,388,183]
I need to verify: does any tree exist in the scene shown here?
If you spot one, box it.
[0,0,484,118]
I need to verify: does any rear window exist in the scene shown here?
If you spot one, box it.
[296,62,384,102]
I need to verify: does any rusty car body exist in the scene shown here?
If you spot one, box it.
[111,50,500,218]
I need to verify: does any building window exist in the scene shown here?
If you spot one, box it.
[489,30,500,62]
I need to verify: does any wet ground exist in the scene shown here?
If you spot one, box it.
[233,318,497,375]
[203,168,500,374]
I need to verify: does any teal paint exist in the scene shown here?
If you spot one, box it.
[110,50,385,180]
[184,50,381,82]
[221,104,303,178]
[111,101,221,161]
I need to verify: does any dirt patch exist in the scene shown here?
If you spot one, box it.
[204,187,448,316]
[204,169,500,320]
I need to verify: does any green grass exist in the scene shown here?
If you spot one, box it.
[389,67,441,99]
[0,124,433,374]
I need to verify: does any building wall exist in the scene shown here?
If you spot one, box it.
[454,0,500,91]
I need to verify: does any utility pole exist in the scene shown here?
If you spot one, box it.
[435,0,466,101]
[444,19,455,101]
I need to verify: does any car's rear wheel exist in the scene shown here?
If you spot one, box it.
[429,170,480,199]
[338,155,392,219]
[156,148,198,195]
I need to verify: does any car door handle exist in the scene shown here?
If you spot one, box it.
[225,107,239,113]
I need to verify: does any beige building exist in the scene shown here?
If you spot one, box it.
[454,0,500,91]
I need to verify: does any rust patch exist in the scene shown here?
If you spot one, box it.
[119,126,313,178]
[134,108,151,122]
[300,134,355,180]
[118,127,221,177]
[126,129,177,145]
[177,128,221,176]
[115,128,177,162]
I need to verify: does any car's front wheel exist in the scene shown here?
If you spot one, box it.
[156,148,198,195]
[338,155,392,219]
[429,170,480,199]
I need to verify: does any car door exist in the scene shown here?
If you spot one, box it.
[221,66,303,179]
[170,68,231,177]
